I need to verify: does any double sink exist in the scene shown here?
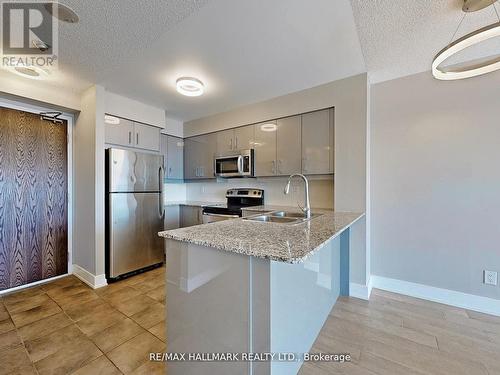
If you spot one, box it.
[244,211,322,225]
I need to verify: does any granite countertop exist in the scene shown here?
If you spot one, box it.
[164,201,224,207]
[158,208,364,263]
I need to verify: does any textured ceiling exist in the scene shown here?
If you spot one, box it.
[4,0,499,120]
[2,0,365,121]
[351,0,500,83]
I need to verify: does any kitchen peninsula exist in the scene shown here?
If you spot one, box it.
[159,208,364,375]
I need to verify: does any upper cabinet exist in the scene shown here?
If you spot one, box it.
[104,115,160,152]
[160,134,184,180]
[184,133,216,179]
[105,117,135,148]
[276,116,302,175]
[216,125,254,155]
[133,122,160,151]
[254,116,302,177]
[301,109,334,175]
[254,121,277,176]
[119,107,334,181]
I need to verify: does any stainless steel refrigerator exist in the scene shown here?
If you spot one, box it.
[106,148,165,279]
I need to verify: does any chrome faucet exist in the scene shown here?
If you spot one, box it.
[284,174,311,219]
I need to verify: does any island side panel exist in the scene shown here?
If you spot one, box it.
[166,239,251,375]
[270,236,341,375]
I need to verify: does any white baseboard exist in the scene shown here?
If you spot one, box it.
[350,278,373,300]
[371,275,500,317]
[73,264,107,289]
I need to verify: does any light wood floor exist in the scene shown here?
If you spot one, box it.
[1,269,500,375]
[300,289,500,375]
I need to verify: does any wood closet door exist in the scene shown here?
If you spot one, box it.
[0,106,68,290]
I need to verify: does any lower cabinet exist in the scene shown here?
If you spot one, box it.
[180,205,203,227]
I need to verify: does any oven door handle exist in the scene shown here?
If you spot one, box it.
[203,213,240,218]
[237,155,244,174]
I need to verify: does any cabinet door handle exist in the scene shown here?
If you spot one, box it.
[278,159,282,175]
[136,133,139,145]
[271,160,276,175]
[235,136,238,150]
[230,138,233,150]
[128,131,132,144]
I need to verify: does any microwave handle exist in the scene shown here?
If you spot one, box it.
[237,155,243,174]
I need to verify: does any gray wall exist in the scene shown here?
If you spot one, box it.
[185,74,370,286]
[371,70,500,300]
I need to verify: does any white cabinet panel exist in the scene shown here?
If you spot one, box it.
[302,109,331,175]
[105,118,134,147]
[234,125,254,151]
[134,122,160,152]
[254,121,277,176]
[276,116,301,176]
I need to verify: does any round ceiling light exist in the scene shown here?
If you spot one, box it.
[104,115,120,125]
[176,77,204,97]
[44,2,79,23]
[432,21,500,80]
[12,66,49,79]
[260,123,277,132]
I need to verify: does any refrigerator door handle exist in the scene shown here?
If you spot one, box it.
[159,165,165,219]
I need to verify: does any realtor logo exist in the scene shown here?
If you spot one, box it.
[1,2,58,69]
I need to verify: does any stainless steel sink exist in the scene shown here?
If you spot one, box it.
[245,215,301,224]
[244,211,323,225]
[270,211,322,219]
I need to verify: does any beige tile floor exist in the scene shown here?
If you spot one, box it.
[0,266,166,375]
[2,268,500,375]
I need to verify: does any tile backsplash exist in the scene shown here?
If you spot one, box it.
[165,176,334,209]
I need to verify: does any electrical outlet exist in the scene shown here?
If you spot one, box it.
[484,270,498,286]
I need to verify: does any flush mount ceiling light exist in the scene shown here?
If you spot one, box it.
[104,115,120,125]
[12,66,49,79]
[44,2,79,23]
[260,123,277,132]
[176,77,204,97]
[432,0,500,80]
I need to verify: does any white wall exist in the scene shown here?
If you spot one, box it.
[73,86,97,274]
[185,74,369,286]
[104,91,166,129]
[371,70,500,300]
[0,70,81,111]
[164,115,184,138]
[73,85,106,279]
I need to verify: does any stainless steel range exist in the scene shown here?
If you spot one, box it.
[202,188,264,223]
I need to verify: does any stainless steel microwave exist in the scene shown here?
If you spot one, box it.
[214,149,254,178]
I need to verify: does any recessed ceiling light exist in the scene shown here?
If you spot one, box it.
[176,77,204,97]
[44,2,79,23]
[104,115,120,125]
[260,123,277,132]
[12,66,49,79]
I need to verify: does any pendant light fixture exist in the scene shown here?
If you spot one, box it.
[432,0,500,80]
